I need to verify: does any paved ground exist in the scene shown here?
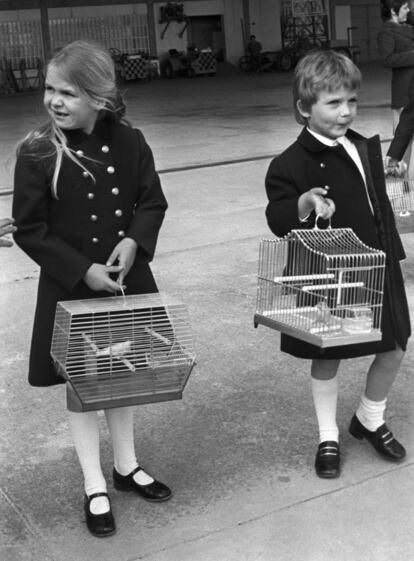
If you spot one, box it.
[1,61,414,561]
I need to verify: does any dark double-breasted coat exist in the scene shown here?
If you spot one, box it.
[13,114,168,386]
[377,21,414,109]
[265,127,411,360]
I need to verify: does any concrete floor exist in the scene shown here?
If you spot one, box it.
[1,61,414,561]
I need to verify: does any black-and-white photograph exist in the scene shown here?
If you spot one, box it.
[1,1,414,560]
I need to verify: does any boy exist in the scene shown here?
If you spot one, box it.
[265,50,410,478]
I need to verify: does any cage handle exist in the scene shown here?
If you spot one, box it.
[314,214,332,230]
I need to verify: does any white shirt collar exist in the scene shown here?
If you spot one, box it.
[306,128,347,147]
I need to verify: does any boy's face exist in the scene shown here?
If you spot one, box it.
[298,87,358,140]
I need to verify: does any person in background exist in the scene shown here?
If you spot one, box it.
[0,217,16,247]
[247,35,263,74]
[378,0,414,176]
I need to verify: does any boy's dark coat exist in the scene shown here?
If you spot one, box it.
[13,116,168,386]
[265,127,411,359]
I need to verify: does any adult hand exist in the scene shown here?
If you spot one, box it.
[83,263,124,293]
[0,217,17,247]
[298,187,336,221]
[384,156,406,178]
[106,237,138,286]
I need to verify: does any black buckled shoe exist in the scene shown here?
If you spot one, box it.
[113,466,172,502]
[84,492,116,538]
[349,414,406,462]
[315,441,340,478]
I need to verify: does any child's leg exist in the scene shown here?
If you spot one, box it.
[67,409,109,514]
[311,358,341,442]
[350,346,406,461]
[104,407,154,484]
[356,346,405,430]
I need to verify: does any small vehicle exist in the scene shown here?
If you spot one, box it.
[161,47,216,78]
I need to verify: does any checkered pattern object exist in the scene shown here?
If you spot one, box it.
[196,52,216,72]
[123,57,147,80]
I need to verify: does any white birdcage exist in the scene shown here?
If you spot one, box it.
[386,178,414,217]
[254,226,386,347]
[51,293,196,412]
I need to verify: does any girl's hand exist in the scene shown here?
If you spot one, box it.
[0,217,17,248]
[106,237,138,286]
[298,187,336,221]
[83,263,124,293]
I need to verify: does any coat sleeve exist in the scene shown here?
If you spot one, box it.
[377,29,414,68]
[12,150,92,291]
[126,130,168,263]
[265,155,309,238]
[387,99,414,160]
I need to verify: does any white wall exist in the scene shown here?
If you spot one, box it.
[249,0,282,52]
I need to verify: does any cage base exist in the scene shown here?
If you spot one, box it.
[66,382,183,412]
[254,313,382,348]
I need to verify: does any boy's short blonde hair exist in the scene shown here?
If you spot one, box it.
[293,49,361,125]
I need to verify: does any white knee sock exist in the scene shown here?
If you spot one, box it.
[67,410,109,514]
[105,407,153,485]
[356,395,387,432]
[311,376,339,443]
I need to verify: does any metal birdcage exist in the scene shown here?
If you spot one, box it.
[254,226,386,347]
[386,178,414,217]
[51,293,196,412]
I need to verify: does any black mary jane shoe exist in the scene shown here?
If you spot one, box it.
[113,466,172,502]
[84,492,116,538]
[349,414,406,462]
[315,441,340,479]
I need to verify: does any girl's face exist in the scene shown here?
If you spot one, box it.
[394,3,410,23]
[298,86,358,140]
[44,65,99,134]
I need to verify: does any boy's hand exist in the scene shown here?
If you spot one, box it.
[0,217,17,247]
[384,156,406,178]
[83,263,124,293]
[106,237,138,286]
[298,187,336,221]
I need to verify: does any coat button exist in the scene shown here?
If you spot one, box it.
[107,166,115,174]
[101,145,109,153]
[90,214,98,221]
[76,150,84,157]
[92,237,99,244]
[82,170,89,178]
[87,192,95,200]
[115,209,123,217]
[111,187,119,195]
[118,230,125,237]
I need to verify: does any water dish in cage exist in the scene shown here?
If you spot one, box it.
[254,226,386,347]
[51,293,196,411]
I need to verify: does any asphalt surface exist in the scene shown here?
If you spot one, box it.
[1,61,414,561]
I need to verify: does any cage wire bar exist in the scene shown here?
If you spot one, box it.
[254,228,386,347]
[385,178,414,216]
[51,293,196,412]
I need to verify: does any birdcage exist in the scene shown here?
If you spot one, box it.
[51,293,196,412]
[254,226,386,347]
[386,178,414,217]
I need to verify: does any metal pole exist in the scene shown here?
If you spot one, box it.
[39,0,51,61]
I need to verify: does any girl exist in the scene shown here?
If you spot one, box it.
[13,40,170,537]
[265,50,411,479]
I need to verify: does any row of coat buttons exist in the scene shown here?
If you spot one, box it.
[90,209,123,221]
[92,230,125,243]
[87,187,119,200]
[82,165,114,178]
[76,145,109,157]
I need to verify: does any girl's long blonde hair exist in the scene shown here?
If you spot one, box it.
[17,40,126,197]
